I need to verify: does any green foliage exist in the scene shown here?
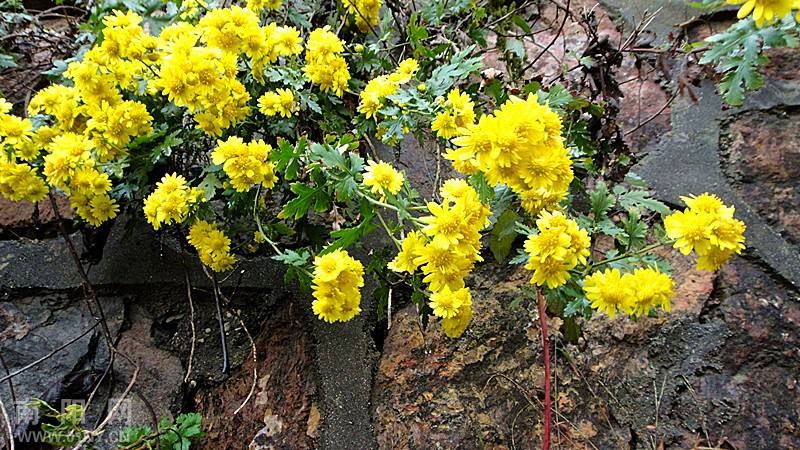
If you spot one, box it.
[698,16,800,105]
[117,413,204,450]
[30,399,86,447]
[29,400,203,449]
[488,208,520,262]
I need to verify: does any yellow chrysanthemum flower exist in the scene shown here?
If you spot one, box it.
[188,220,236,272]
[664,193,745,271]
[583,268,635,318]
[362,160,404,198]
[341,0,382,32]
[303,27,350,97]
[727,0,794,26]
[211,136,278,192]
[524,211,590,288]
[387,230,426,273]
[143,173,204,230]
[0,162,49,202]
[628,268,674,317]
[447,95,572,215]
[258,89,295,118]
[441,299,472,338]
[311,249,364,323]
[429,286,470,319]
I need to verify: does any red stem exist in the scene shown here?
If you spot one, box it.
[537,289,552,450]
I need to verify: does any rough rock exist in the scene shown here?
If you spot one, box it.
[195,300,317,450]
[722,108,800,246]
[0,292,124,443]
[94,303,186,449]
[373,252,800,449]
[0,195,73,239]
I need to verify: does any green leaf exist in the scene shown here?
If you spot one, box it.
[198,172,222,201]
[504,38,526,60]
[618,210,647,248]
[469,172,493,203]
[279,183,323,220]
[596,218,624,237]
[488,209,520,263]
[321,215,376,254]
[310,142,348,170]
[272,249,310,267]
[489,184,514,224]
[590,181,615,218]
[425,45,482,96]
[564,297,590,317]
[273,138,306,181]
[512,14,532,34]
[0,53,17,69]
[561,316,582,344]
[618,190,670,216]
[334,175,358,201]
[509,248,529,265]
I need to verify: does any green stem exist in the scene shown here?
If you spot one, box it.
[585,239,676,274]
[376,210,402,250]
[253,183,312,277]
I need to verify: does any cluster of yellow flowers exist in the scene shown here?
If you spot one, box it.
[387,179,491,337]
[362,160,404,199]
[341,0,382,32]
[311,249,365,323]
[211,137,278,192]
[0,99,48,202]
[523,211,591,288]
[304,27,350,97]
[187,220,237,272]
[447,95,573,215]
[431,88,476,139]
[258,89,295,118]
[357,58,419,119]
[246,0,282,14]
[583,267,674,318]
[42,134,120,225]
[727,0,798,27]
[143,173,204,230]
[0,11,158,224]
[664,193,746,271]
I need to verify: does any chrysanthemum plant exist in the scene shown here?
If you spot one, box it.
[691,0,800,105]
[0,0,746,447]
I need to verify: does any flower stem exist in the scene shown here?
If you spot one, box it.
[211,271,229,375]
[585,239,676,274]
[536,288,552,450]
[376,210,402,250]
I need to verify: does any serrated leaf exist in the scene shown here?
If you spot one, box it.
[334,175,358,201]
[469,172,493,203]
[320,215,376,254]
[590,181,615,218]
[279,183,323,220]
[272,249,310,267]
[618,190,670,215]
[198,172,222,200]
[488,209,520,263]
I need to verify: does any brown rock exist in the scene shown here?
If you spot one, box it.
[480,0,671,152]
[373,254,800,449]
[0,194,74,238]
[722,109,800,245]
[195,303,317,450]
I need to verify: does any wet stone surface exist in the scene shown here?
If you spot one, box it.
[721,108,800,246]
